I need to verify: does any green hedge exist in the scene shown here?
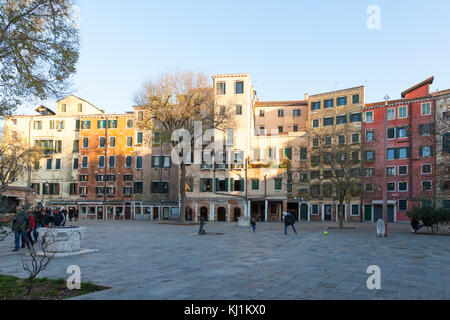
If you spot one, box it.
[407,207,450,234]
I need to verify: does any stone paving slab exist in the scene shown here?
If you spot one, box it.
[0,220,449,300]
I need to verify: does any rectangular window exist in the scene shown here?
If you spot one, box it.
[33,121,42,130]
[274,178,282,191]
[422,181,432,191]
[351,204,359,216]
[398,200,408,211]
[73,140,79,153]
[399,166,408,175]
[387,127,396,139]
[235,81,244,94]
[325,136,332,146]
[336,115,347,124]
[134,182,143,194]
[323,117,334,126]
[200,178,213,192]
[398,182,408,192]
[81,121,91,129]
[96,175,105,182]
[217,82,226,95]
[136,156,143,169]
[387,183,396,192]
[324,99,334,108]
[127,137,133,147]
[252,179,260,190]
[99,156,105,168]
[365,168,373,177]
[236,105,242,115]
[311,101,321,111]
[123,175,133,182]
[73,158,78,170]
[365,111,373,123]
[337,97,347,106]
[387,167,396,176]
[49,120,55,130]
[352,133,360,143]
[365,150,375,161]
[419,146,433,157]
[61,104,66,112]
[108,120,118,128]
[83,138,88,148]
[311,204,319,215]
[352,95,360,104]
[284,148,292,160]
[99,137,106,148]
[397,127,408,138]
[278,109,284,117]
[421,102,431,115]
[300,148,308,161]
[421,164,432,174]
[123,187,133,195]
[293,125,299,132]
[127,119,133,128]
[137,111,144,121]
[79,187,88,195]
[278,126,283,133]
[77,103,83,112]
[110,137,116,147]
[293,109,301,117]
[387,108,396,120]
[419,123,434,136]
[312,119,320,128]
[75,120,80,130]
[365,183,374,192]
[350,113,362,123]
[56,120,65,130]
[79,175,88,182]
[55,159,61,170]
[46,159,52,170]
[366,130,374,142]
[312,138,319,148]
[338,135,345,145]
[97,120,106,129]
[82,156,88,168]
[259,110,265,117]
[126,156,132,168]
[109,156,115,168]
[398,106,408,118]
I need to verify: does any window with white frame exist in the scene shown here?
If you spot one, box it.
[311,204,319,215]
[421,164,432,174]
[398,165,408,175]
[365,183,374,192]
[421,102,431,115]
[365,111,374,123]
[387,167,396,176]
[398,181,408,192]
[387,108,396,120]
[421,181,432,191]
[398,105,408,118]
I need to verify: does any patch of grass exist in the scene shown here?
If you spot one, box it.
[0,274,109,300]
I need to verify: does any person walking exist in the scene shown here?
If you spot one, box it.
[32,209,41,243]
[11,205,31,251]
[74,208,79,222]
[68,208,74,222]
[251,217,256,232]
[60,207,67,226]
[284,211,297,235]
[27,210,36,246]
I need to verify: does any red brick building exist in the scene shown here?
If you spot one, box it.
[362,77,437,222]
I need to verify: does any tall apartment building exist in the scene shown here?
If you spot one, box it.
[362,77,439,222]
[307,86,365,222]
[133,107,180,221]
[184,74,256,222]
[250,100,309,221]
[77,113,136,220]
[4,95,104,213]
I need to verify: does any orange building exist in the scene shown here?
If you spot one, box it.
[77,113,136,220]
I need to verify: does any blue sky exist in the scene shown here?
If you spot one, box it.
[17,0,450,114]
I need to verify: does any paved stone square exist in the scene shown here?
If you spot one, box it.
[0,220,449,300]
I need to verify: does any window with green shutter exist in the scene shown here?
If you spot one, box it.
[274,178,282,191]
[252,179,259,190]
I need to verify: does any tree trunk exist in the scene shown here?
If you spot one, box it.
[339,200,344,229]
[179,162,187,223]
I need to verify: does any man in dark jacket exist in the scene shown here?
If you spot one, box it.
[284,211,297,235]
[12,205,31,251]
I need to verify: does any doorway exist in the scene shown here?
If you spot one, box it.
[217,207,226,222]
[234,208,241,221]
[374,205,383,222]
[97,206,104,220]
[387,205,395,223]
[364,205,372,222]
[324,205,332,221]
[287,203,299,221]
[162,207,170,220]
[300,204,308,221]
[200,207,208,221]
[185,207,193,221]
[153,207,159,220]
[125,207,132,220]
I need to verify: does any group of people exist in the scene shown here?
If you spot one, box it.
[11,205,77,252]
[250,211,298,235]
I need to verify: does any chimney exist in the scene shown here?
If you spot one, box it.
[304,93,309,101]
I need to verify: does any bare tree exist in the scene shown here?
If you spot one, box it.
[134,71,236,223]
[0,0,80,116]
[21,238,54,295]
[0,131,41,240]
[310,124,363,228]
